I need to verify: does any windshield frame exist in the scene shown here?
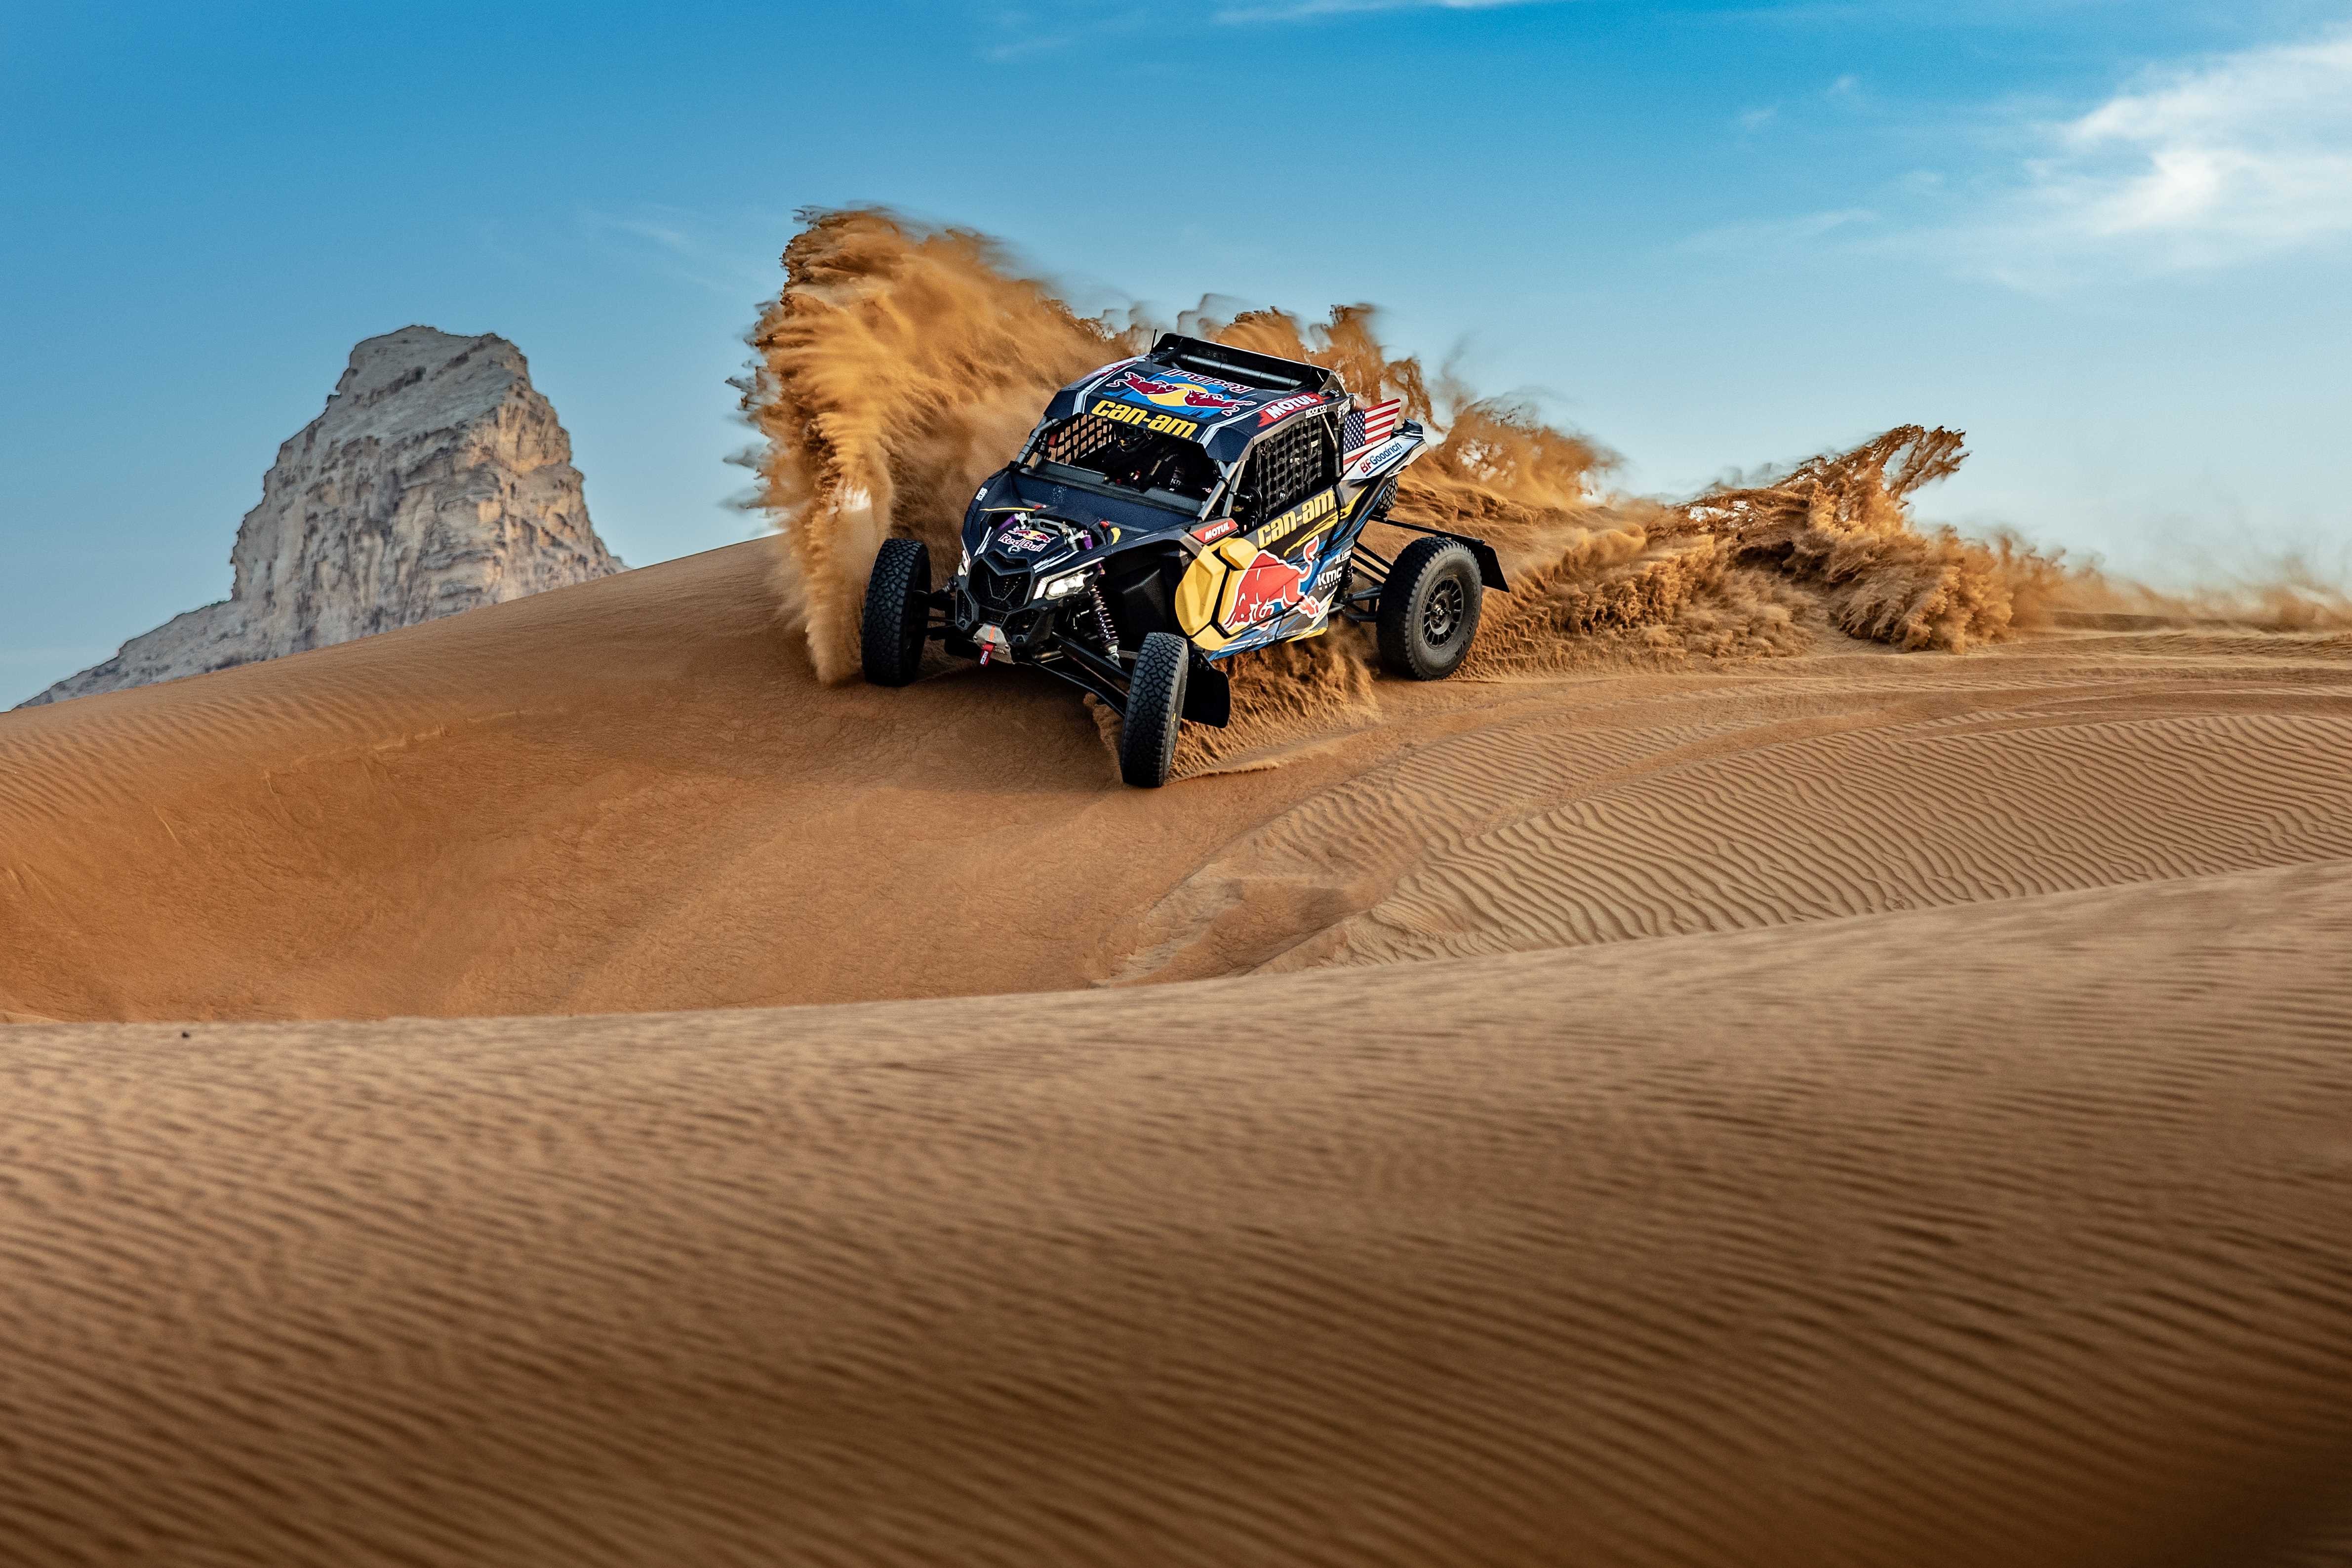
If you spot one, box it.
[1024,459,1217,517]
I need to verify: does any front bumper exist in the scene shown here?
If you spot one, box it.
[954,572,1059,657]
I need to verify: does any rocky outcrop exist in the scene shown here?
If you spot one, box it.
[24,326,622,706]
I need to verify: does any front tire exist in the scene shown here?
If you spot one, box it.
[1119,632,1190,788]
[1376,537,1482,681]
[860,538,930,687]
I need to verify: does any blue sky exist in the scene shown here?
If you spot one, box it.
[5,0,2350,701]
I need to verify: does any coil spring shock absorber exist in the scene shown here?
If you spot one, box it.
[1088,581,1121,655]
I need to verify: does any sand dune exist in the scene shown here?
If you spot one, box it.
[6,538,2351,1023]
[0,540,1317,1019]
[1116,634,2352,980]
[7,506,2352,1563]
[4,860,2350,1566]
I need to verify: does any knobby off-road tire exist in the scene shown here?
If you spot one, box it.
[1376,536,1482,681]
[1120,632,1190,788]
[860,538,931,687]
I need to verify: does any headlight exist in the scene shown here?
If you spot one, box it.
[958,549,970,576]
[1036,569,1090,602]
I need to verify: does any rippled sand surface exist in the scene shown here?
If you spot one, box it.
[4,541,2349,1564]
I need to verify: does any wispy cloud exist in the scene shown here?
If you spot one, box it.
[1677,207,1876,255]
[978,3,1156,59]
[1680,20,2352,290]
[574,207,783,300]
[1968,21,2352,282]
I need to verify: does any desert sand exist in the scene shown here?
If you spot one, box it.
[3,533,2351,1564]
[7,537,2352,1019]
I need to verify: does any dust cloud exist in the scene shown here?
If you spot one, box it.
[736,209,1141,683]
[736,208,2087,713]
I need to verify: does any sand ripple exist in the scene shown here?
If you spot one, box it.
[4,862,2351,1565]
[1115,639,2352,981]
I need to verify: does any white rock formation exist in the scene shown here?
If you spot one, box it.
[23,326,622,706]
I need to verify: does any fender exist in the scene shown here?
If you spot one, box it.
[1372,516,1511,592]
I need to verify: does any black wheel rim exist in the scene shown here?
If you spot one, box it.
[1422,578,1465,645]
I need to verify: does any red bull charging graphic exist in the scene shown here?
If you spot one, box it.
[1112,368,1247,416]
[1225,537,1329,629]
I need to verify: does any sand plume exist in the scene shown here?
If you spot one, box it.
[1213,301,1440,429]
[737,209,1137,683]
[1461,424,2073,674]
[2057,553,2352,632]
[737,211,2069,741]
[1183,300,1614,564]
[1681,425,2063,651]
[1460,518,1817,675]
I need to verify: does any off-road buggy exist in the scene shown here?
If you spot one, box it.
[860,332,1506,787]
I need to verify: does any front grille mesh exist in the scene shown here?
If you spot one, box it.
[970,562,1030,618]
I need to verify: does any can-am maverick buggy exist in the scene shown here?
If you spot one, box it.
[859,332,1507,787]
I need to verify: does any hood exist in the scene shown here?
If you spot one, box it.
[962,469,1200,560]
[973,510,1096,578]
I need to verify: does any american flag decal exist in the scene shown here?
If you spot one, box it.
[1342,398,1402,460]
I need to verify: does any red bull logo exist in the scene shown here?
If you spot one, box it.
[1227,550,1313,627]
[1118,371,1242,414]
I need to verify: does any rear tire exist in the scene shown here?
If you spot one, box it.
[1119,632,1190,788]
[860,538,931,687]
[1376,537,1481,681]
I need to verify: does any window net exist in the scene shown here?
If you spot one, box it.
[1242,417,1338,523]
[1039,413,1127,469]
